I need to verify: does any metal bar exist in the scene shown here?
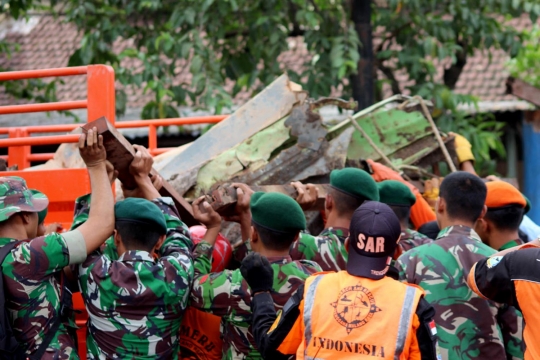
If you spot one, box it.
[148,125,157,151]
[0,101,87,115]
[0,134,79,147]
[27,153,55,161]
[87,65,115,124]
[412,95,457,172]
[114,116,226,128]
[0,116,226,135]
[0,67,88,81]
[8,128,30,168]
[24,124,82,133]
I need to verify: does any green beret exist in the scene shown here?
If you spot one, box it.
[330,168,379,201]
[115,198,167,234]
[377,180,416,207]
[524,196,531,214]
[30,189,48,224]
[250,192,306,233]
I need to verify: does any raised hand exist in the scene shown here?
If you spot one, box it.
[79,127,106,168]
[240,253,274,294]
[193,196,222,230]
[291,181,318,211]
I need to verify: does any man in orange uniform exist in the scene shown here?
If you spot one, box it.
[242,201,439,360]
[474,181,528,251]
[468,239,540,360]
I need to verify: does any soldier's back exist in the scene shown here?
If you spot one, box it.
[290,228,348,271]
[220,257,321,360]
[397,225,510,360]
[1,235,79,359]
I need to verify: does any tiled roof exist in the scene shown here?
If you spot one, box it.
[0,15,535,114]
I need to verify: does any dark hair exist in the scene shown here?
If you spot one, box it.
[115,220,163,252]
[418,221,440,240]
[440,172,487,223]
[253,222,298,251]
[329,188,367,216]
[484,205,524,232]
[389,205,411,225]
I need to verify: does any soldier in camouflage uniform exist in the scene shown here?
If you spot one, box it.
[73,145,201,360]
[377,180,433,260]
[190,191,322,360]
[289,168,379,271]
[396,172,524,360]
[0,128,115,359]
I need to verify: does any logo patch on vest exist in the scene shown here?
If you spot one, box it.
[486,255,503,268]
[331,284,382,334]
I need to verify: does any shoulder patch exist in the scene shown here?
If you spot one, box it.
[486,255,503,269]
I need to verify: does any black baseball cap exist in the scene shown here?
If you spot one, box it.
[347,201,401,279]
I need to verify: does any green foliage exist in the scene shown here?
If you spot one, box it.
[507,25,540,88]
[62,0,360,118]
[0,1,80,120]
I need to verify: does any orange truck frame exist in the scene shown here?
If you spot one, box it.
[0,65,225,359]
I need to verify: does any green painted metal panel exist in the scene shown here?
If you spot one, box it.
[347,108,434,161]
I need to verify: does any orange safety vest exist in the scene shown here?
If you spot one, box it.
[296,271,423,360]
[179,307,223,360]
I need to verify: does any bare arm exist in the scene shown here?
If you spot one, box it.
[230,183,253,244]
[76,127,115,254]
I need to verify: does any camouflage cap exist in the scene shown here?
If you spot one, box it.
[0,177,49,222]
[30,189,49,224]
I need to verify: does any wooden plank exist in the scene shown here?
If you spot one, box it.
[206,184,329,215]
[156,74,307,195]
[506,77,540,107]
[82,117,198,226]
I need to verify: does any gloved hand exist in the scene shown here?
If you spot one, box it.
[450,132,475,164]
[240,253,274,294]
[423,178,441,211]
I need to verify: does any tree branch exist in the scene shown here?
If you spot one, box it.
[376,60,401,95]
[443,40,468,90]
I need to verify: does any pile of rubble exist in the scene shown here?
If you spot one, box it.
[34,74,458,233]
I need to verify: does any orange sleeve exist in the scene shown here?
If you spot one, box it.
[467,262,489,300]
[276,299,305,355]
[410,193,436,230]
[407,314,421,360]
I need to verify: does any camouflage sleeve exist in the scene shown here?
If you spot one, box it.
[10,233,73,278]
[395,249,418,283]
[101,238,118,260]
[288,235,308,261]
[192,240,213,276]
[152,197,193,257]
[497,305,525,360]
[190,269,242,317]
[290,233,347,272]
[232,240,252,263]
[71,193,117,260]
[151,197,195,281]
[70,193,91,230]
